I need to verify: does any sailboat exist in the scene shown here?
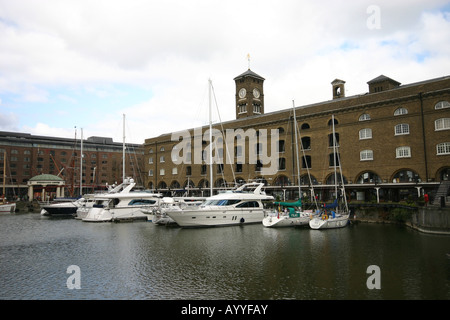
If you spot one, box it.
[309,115,349,229]
[0,151,16,213]
[262,100,317,228]
[262,199,312,227]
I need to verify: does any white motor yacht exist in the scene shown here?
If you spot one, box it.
[166,183,274,228]
[82,179,162,222]
[147,197,205,225]
[75,178,136,220]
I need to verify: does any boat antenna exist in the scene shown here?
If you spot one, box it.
[123,114,126,183]
[80,128,83,196]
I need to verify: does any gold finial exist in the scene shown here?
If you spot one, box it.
[247,53,251,69]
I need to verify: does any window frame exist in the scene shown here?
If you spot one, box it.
[395,123,410,136]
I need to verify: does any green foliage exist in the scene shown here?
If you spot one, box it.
[391,208,413,222]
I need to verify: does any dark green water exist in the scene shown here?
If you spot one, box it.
[0,213,448,300]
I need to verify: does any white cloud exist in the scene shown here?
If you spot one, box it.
[0,0,449,144]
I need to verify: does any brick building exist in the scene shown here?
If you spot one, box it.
[144,69,450,203]
[0,132,144,200]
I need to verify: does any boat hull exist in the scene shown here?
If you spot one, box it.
[41,205,78,216]
[309,215,349,229]
[0,203,16,213]
[82,206,149,222]
[167,208,266,228]
[262,215,310,227]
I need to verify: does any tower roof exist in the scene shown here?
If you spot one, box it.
[367,75,401,85]
[233,69,265,81]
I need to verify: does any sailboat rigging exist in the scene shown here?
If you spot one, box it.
[0,151,16,213]
[309,114,349,229]
[262,101,316,227]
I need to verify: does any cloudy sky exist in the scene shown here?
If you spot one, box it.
[1,0,449,144]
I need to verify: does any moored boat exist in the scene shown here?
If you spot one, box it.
[309,199,349,229]
[148,196,205,225]
[309,115,350,230]
[40,197,84,216]
[262,199,312,228]
[166,182,274,228]
[82,180,163,222]
[0,202,16,213]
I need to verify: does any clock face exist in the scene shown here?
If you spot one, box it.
[239,88,246,99]
[253,88,260,98]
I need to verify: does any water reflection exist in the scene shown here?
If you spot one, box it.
[0,214,448,300]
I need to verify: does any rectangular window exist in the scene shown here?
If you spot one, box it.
[437,142,450,155]
[395,124,409,135]
[148,169,153,176]
[435,118,450,131]
[360,150,373,161]
[396,146,411,158]
[359,128,372,140]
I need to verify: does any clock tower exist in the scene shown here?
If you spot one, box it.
[233,69,265,119]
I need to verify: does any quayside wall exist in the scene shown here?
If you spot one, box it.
[350,204,450,235]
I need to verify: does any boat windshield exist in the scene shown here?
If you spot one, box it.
[203,199,241,206]
[128,199,158,206]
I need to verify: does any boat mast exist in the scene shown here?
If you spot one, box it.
[80,128,83,196]
[2,151,5,204]
[292,100,301,208]
[208,79,213,196]
[123,114,126,182]
[332,115,338,199]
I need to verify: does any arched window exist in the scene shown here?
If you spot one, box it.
[394,107,408,116]
[359,113,371,121]
[170,181,181,189]
[158,181,167,189]
[215,178,227,188]
[274,175,290,186]
[326,172,347,184]
[301,123,310,130]
[435,101,450,109]
[356,171,381,184]
[392,170,420,183]
[328,118,338,126]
